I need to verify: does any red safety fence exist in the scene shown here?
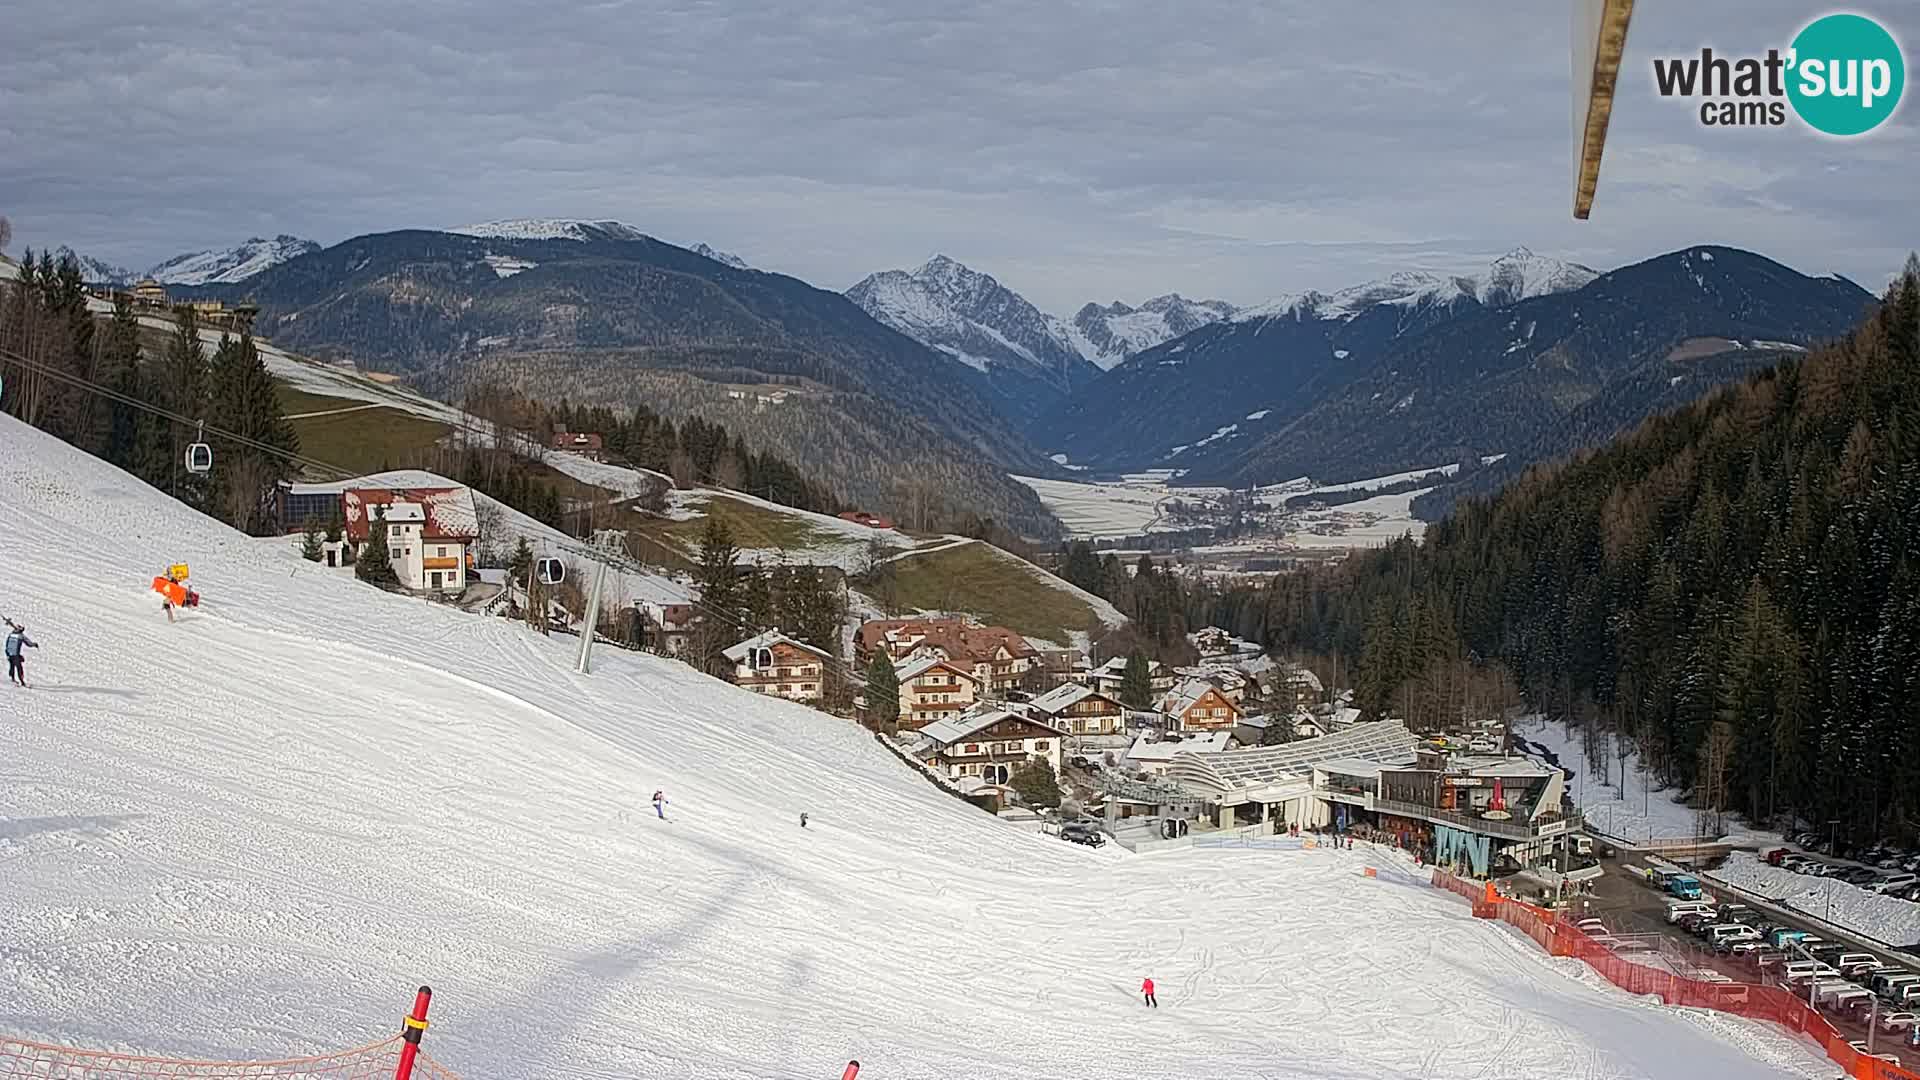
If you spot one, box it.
[0,1036,465,1080]
[1431,870,1920,1080]
[1,989,460,1080]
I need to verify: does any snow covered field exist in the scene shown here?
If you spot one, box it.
[1285,488,1431,548]
[1009,474,1189,537]
[1709,853,1920,950]
[663,488,921,572]
[1514,717,1778,847]
[1015,465,1451,547]
[0,415,1833,1079]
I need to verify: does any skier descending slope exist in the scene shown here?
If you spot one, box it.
[652,790,669,820]
[1141,977,1157,1008]
[5,617,38,687]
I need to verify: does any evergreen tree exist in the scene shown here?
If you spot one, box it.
[1119,649,1153,709]
[508,536,533,583]
[864,651,900,735]
[356,506,396,585]
[1009,757,1062,808]
[300,516,324,561]
[160,307,211,508]
[208,332,301,533]
[101,296,148,473]
[694,516,743,624]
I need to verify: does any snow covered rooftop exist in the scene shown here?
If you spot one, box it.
[1168,721,1421,796]
[1028,682,1106,714]
[1128,731,1235,763]
[721,629,828,663]
[916,708,1051,747]
[894,654,974,684]
[340,484,477,542]
[1160,677,1224,716]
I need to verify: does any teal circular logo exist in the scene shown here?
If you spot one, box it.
[1788,13,1905,136]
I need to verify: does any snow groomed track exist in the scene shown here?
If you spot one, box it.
[0,414,1834,1078]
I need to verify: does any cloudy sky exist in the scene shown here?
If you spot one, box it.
[3,1,1913,311]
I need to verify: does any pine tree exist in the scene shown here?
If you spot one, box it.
[694,516,742,624]
[508,536,533,583]
[865,651,900,735]
[160,307,212,508]
[300,515,324,561]
[356,506,396,585]
[208,332,301,533]
[101,296,147,472]
[1120,648,1153,709]
[1009,757,1062,808]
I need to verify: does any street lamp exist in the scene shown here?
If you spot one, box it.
[1826,819,1842,923]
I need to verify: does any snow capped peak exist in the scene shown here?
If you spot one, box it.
[148,235,321,285]
[690,243,750,270]
[1237,249,1599,325]
[1478,248,1599,306]
[1069,293,1238,369]
[450,219,651,243]
[848,256,1092,386]
[50,247,135,285]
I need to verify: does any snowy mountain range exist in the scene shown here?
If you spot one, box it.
[52,247,136,286]
[847,255,1104,425]
[43,237,319,287]
[1040,246,1871,497]
[1235,248,1599,324]
[450,218,652,243]
[1067,294,1238,370]
[148,235,322,285]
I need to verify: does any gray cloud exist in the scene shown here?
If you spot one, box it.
[3,1,1913,311]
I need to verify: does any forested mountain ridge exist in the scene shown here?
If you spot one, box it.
[1212,260,1920,841]
[184,227,1063,536]
[1214,247,1876,492]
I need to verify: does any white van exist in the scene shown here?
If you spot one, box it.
[1710,924,1759,946]
[1873,872,1918,894]
[1667,901,1714,923]
[1783,960,1821,983]
[1872,971,1920,996]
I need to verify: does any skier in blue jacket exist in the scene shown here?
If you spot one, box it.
[5,618,38,687]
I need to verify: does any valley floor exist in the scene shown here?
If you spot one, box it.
[0,415,1833,1079]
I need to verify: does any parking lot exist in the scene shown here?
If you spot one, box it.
[1562,854,1920,1061]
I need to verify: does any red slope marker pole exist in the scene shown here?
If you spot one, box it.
[395,985,433,1080]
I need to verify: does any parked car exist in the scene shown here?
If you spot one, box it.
[1870,971,1920,999]
[1058,823,1105,847]
[1574,919,1610,936]
[1836,953,1881,976]
[1878,1012,1920,1034]
[1839,867,1882,886]
[1667,901,1714,924]
[1873,873,1918,894]
[1764,846,1792,866]
[1710,925,1761,949]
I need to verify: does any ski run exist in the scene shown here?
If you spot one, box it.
[0,412,1835,1079]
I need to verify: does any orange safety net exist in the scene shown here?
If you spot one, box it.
[1429,869,1920,1080]
[0,1036,462,1080]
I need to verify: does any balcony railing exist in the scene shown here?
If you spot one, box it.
[1373,797,1582,841]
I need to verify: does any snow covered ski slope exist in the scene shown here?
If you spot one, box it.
[0,415,1831,1079]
